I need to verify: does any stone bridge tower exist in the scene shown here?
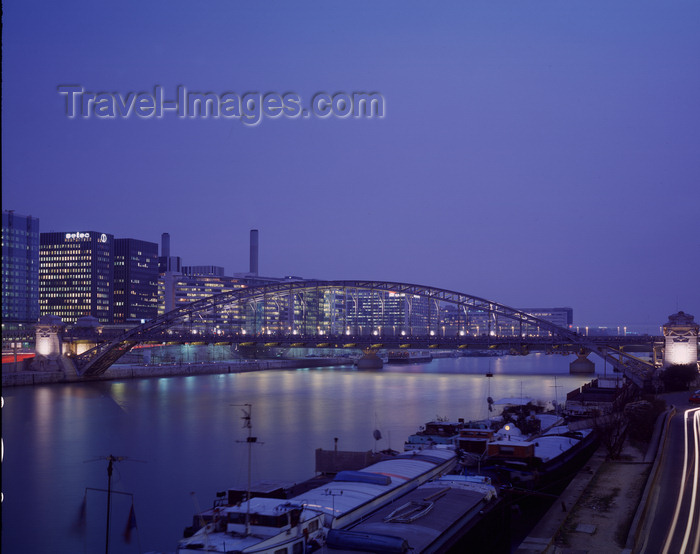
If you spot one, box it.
[662,311,699,368]
[31,315,65,371]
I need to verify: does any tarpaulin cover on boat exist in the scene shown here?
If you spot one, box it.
[326,529,408,553]
[334,471,392,486]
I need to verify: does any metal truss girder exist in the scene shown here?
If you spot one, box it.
[75,280,651,384]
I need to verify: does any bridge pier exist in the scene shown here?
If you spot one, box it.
[569,350,595,374]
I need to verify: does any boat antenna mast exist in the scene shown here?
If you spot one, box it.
[486,370,494,420]
[551,375,563,414]
[234,403,262,536]
[83,454,145,554]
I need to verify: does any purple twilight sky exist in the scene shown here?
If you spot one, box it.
[2,1,699,331]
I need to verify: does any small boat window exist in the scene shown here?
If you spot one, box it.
[228,512,288,528]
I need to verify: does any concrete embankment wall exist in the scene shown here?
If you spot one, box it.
[1,358,351,387]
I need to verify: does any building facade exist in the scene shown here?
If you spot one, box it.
[519,307,573,336]
[440,305,573,337]
[182,265,225,277]
[158,274,261,332]
[2,211,40,329]
[522,307,573,329]
[342,290,434,336]
[114,238,159,323]
[39,231,114,324]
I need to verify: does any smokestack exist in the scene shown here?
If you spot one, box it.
[161,233,171,258]
[250,229,259,276]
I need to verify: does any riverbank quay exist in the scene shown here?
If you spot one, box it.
[514,406,672,554]
[1,358,352,387]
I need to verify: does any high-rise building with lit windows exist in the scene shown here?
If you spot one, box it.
[2,211,40,329]
[158,274,245,314]
[114,238,159,324]
[39,231,114,324]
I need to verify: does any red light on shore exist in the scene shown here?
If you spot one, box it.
[2,354,35,364]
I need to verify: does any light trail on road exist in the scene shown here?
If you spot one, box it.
[662,407,700,554]
[682,408,699,554]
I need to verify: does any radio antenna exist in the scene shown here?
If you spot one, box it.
[84,455,145,554]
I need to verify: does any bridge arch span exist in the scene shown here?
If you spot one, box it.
[75,280,651,386]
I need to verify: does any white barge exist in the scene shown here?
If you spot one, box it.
[304,449,457,530]
[323,474,498,554]
[177,449,457,553]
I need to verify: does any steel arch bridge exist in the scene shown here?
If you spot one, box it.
[74,280,653,386]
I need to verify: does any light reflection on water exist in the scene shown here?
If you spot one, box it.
[2,354,601,553]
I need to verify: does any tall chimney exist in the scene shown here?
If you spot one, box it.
[250,229,259,276]
[161,233,171,258]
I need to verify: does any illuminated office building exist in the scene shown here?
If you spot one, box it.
[339,290,433,336]
[158,274,270,332]
[497,307,573,336]
[114,238,159,323]
[156,230,300,330]
[159,274,245,312]
[438,305,573,337]
[39,231,114,324]
[522,307,573,330]
[2,211,40,329]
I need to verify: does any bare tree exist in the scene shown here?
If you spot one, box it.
[594,411,627,460]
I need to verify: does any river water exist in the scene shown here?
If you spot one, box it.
[1,354,603,553]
